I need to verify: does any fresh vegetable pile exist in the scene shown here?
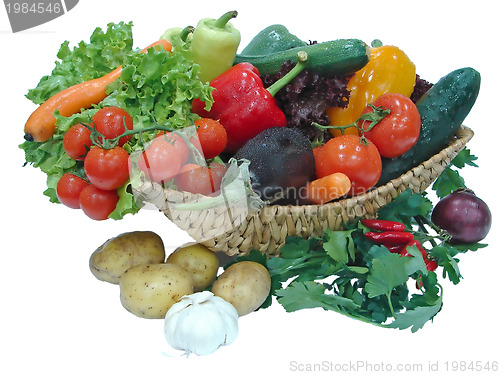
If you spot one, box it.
[20,11,493,355]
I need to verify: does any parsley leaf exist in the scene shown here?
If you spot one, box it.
[389,296,442,333]
[432,147,478,198]
[377,190,433,227]
[275,281,360,313]
[451,147,478,168]
[365,246,427,299]
[430,245,462,285]
[323,228,356,263]
[432,168,465,198]
[267,236,341,283]
[390,275,443,333]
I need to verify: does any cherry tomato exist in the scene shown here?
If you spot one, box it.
[175,163,227,195]
[84,146,130,190]
[314,134,382,195]
[137,137,182,183]
[63,123,93,160]
[155,131,192,165]
[79,184,119,220]
[56,173,89,209]
[92,106,134,146]
[360,93,421,158]
[195,118,228,159]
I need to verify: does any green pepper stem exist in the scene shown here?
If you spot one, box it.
[267,51,309,97]
[214,10,238,29]
[180,26,195,41]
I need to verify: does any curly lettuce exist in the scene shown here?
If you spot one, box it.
[26,22,134,104]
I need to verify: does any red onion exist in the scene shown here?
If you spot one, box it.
[431,188,492,244]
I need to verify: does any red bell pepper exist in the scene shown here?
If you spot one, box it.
[192,52,308,153]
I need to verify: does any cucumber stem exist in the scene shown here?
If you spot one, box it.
[214,10,238,29]
[267,51,309,97]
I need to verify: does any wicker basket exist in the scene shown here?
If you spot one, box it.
[136,126,474,257]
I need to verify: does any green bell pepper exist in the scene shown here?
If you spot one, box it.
[239,24,307,56]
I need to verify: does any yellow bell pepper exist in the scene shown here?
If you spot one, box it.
[327,45,416,137]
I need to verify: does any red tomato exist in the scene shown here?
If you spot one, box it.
[92,106,134,146]
[175,163,227,195]
[195,118,228,159]
[314,134,382,195]
[360,93,421,158]
[137,137,182,183]
[63,123,93,160]
[79,184,119,220]
[155,131,191,165]
[84,146,130,190]
[56,173,89,209]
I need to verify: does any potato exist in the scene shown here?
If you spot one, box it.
[166,243,219,291]
[89,231,165,284]
[211,261,271,316]
[119,263,194,319]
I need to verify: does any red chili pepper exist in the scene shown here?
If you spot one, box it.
[361,219,405,232]
[364,231,414,246]
[425,260,438,272]
[192,53,308,153]
[399,240,438,271]
[400,239,427,258]
[385,244,406,254]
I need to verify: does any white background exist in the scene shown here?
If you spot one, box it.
[1,0,498,374]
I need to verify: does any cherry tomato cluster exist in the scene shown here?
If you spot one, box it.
[58,106,133,220]
[56,106,229,220]
[314,93,421,196]
[361,219,438,272]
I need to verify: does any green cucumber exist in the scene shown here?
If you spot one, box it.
[239,24,307,56]
[377,67,481,186]
[233,38,371,76]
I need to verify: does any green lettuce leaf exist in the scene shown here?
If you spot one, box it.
[26,21,134,104]
[113,35,213,138]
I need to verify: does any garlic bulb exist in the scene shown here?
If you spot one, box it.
[164,291,239,356]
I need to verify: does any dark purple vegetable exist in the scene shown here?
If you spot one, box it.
[234,126,315,203]
[410,74,433,103]
[431,188,492,244]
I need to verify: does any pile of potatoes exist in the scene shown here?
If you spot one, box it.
[89,231,271,319]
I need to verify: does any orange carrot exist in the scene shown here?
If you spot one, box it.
[24,39,172,142]
[304,172,351,205]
